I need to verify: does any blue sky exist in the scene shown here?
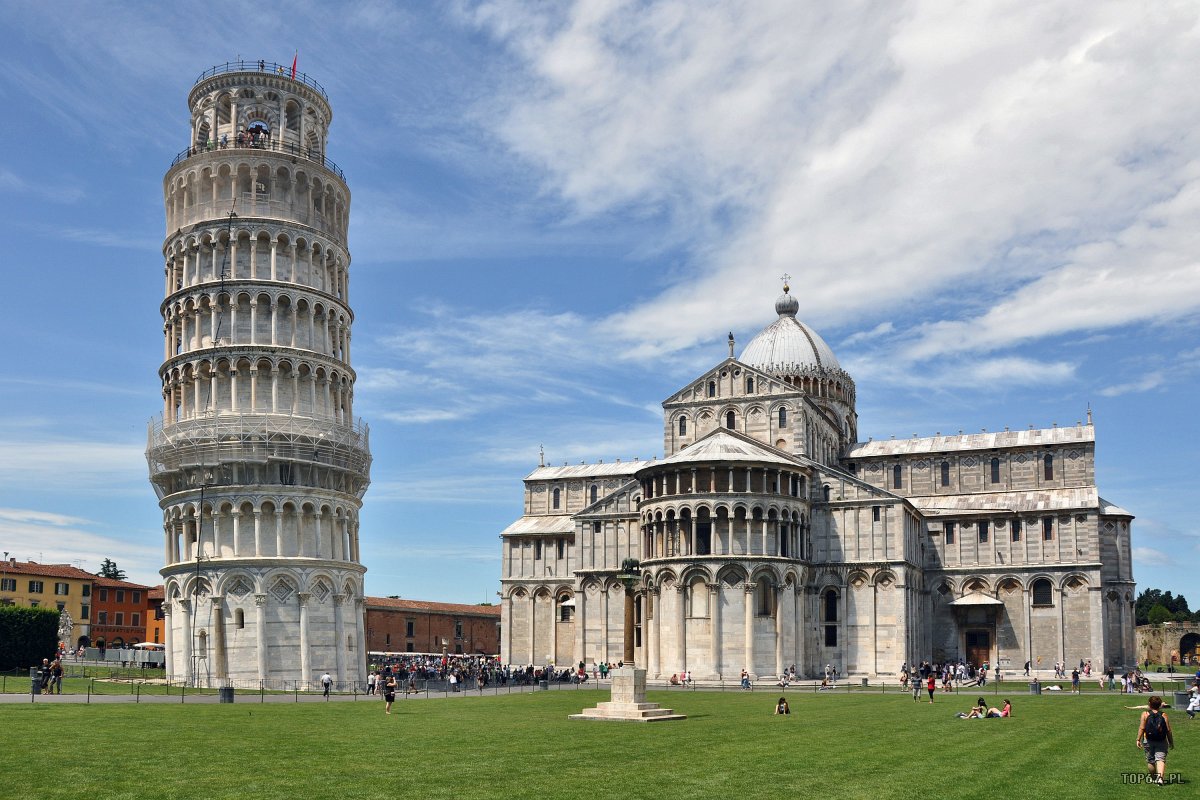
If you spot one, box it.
[0,1,1197,605]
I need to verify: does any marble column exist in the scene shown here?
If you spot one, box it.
[163,602,175,681]
[774,586,784,677]
[333,594,347,683]
[675,584,687,674]
[709,583,721,679]
[744,583,755,676]
[211,594,227,685]
[255,594,268,683]
[179,598,193,685]
[298,592,311,688]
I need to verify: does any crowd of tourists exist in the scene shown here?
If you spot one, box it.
[899,660,994,690]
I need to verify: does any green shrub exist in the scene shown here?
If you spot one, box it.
[0,606,60,670]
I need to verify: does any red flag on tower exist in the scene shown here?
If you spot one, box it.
[290,51,298,80]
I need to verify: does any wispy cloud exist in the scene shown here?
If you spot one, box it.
[463,0,1200,371]
[0,506,162,584]
[1100,371,1166,397]
[0,441,146,490]
[1132,546,1173,568]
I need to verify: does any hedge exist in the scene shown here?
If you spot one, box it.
[0,606,60,670]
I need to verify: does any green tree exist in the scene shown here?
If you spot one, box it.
[97,558,126,580]
[1147,604,1173,625]
[0,606,59,670]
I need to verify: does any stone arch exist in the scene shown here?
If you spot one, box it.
[1058,572,1089,591]
[960,576,991,595]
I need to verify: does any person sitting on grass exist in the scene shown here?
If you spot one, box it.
[959,697,988,719]
[986,700,1012,718]
[1186,687,1199,719]
[775,697,790,715]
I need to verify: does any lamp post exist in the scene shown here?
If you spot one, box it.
[618,558,641,665]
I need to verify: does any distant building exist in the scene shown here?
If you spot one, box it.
[1135,623,1200,667]
[500,284,1137,677]
[0,558,95,647]
[91,577,153,648]
[365,598,500,656]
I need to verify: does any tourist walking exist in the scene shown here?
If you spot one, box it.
[927,673,936,703]
[367,671,377,695]
[1071,668,1080,694]
[321,671,332,697]
[383,673,397,715]
[1135,695,1174,785]
[51,659,63,694]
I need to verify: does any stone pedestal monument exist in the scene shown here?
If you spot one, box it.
[570,560,685,722]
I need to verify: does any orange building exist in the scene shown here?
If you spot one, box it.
[91,577,152,648]
[146,585,165,645]
[365,598,500,655]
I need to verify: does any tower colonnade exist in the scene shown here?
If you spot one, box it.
[164,224,349,295]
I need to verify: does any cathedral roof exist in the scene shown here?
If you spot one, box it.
[1099,497,1133,517]
[524,462,640,481]
[847,424,1094,457]
[650,428,799,470]
[909,487,1099,515]
[739,284,841,373]
[500,515,576,536]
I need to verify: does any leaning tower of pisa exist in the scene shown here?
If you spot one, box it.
[147,61,371,689]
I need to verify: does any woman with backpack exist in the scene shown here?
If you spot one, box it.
[1136,695,1174,785]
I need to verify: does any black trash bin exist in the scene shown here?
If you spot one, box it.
[219,686,235,703]
[1173,691,1190,710]
[538,680,549,691]
[1028,681,1042,695]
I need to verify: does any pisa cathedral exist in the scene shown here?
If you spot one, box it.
[500,285,1137,678]
[148,63,370,688]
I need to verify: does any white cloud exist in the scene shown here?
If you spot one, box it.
[841,322,895,348]
[1100,371,1166,397]
[0,441,146,490]
[464,0,1200,369]
[1132,547,1173,568]
[0,506,162,584]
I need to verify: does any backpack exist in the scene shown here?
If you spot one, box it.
[1144,711,1167,741]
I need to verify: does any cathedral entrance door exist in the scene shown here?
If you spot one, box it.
[965,630,991,668]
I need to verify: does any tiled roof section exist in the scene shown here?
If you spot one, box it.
[147,585,165,600]
[847,425,1094,457]
[501,515,576,536]
[365,597,501,617]
[652,428,799,469]
[1099,497,1134,517]
[94,576,152,590]
[908,487,1098,515]
[1,561,97,580]
[525,462,641,481]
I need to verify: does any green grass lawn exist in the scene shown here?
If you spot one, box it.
[1,688,1195,799]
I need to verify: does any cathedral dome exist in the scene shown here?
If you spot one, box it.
[739,284,840,373]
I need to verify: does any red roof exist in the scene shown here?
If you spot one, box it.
[147,585,165,600]
[93,576,151,590]
[1,560,97,580]
[365,596,500,618]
